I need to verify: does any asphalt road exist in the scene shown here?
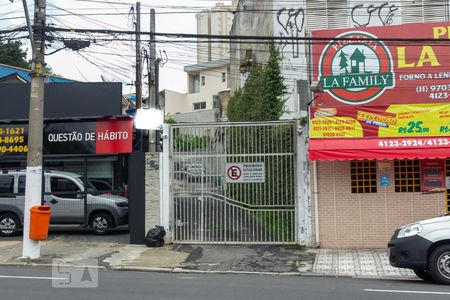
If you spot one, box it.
[0,266,449,300]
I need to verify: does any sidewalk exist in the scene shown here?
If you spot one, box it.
[0,236,416,280]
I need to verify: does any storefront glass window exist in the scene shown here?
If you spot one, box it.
[394,159,420,192]
[350,160,377,193]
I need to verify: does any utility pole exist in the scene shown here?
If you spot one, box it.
[148,8,157,153]
[135,1,142,110]
[22,0,46,259]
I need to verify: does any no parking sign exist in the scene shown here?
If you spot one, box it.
[225,162,265,183]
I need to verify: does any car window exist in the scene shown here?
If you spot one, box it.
[90,180,112,191]
[0,175,14,195]
[18,176,25,194]
[50,177,81,198]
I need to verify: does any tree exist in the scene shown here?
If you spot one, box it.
[0,41,30,69]
[227,43,287,121]
[338,50,349,74]
[226,45,293,241]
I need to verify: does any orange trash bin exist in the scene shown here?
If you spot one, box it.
[29,205,51,240]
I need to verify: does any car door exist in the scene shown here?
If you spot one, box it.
[46,175,84,224]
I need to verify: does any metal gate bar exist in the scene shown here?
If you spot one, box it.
[170,121,296,244]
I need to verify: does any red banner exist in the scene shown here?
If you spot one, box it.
[96,119,133,154]
[309,137,450,161]
[311,21,450,107]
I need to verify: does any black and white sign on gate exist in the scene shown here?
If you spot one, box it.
[225,162,265,183]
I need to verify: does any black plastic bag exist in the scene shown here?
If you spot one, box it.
[145,225,166,247]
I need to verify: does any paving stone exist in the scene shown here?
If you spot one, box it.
[313,249,415,278]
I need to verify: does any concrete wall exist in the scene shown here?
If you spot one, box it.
[145,153,161,234]
[229,0,274,95]
[196,2,237,63]
[162,89,188,115]
[172,109,218,123]
[312,160,446,249]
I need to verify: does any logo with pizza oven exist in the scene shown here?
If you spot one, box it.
[318,31,395,105]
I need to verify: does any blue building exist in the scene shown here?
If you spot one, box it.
[0,63,73,83]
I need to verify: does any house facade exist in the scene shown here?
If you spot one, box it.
[230,0,450,248]
[162,2,236,122]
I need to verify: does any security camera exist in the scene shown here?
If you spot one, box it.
[297,128,303,135]
[161,133,169,139]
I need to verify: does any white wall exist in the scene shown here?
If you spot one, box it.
[196,2,236,63]
[273,1,308,119]
[163,90,189,115]
[186,65,228,111]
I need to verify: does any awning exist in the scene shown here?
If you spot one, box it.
[309,137,450,161]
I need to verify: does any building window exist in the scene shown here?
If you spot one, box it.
[193,102,206,110]
[201,75,206,86]
[351,160,377,193]
[394,159,421,192]
[221,72,226,82]
[190,75,200,93]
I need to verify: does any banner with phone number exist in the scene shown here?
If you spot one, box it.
[310,103,450,138]
[0,118,133,156]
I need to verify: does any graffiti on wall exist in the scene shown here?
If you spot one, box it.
[351,2,398,27]
[277,8,305,58]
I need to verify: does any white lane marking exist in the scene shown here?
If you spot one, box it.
[364,289,450,295]
[0,275,67,281]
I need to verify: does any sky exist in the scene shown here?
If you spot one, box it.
[0,0,232,94]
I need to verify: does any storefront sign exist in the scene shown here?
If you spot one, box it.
[310,103,450,138]
[0,118,133,156]
[0,125,28,155]
[225,162,265,183]
[312,21,450,106]
[309,137,450,161]
[420,160,445,192]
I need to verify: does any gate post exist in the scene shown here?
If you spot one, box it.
[296,123,312,246]
[129,150,146,244]
[160,124,171,241]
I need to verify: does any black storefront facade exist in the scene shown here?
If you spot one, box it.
[0,82,144,243]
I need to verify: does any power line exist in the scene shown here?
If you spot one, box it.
[43,26,450,43]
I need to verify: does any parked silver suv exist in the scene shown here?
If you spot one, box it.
[0,170,128,236]
[388,215,450,284]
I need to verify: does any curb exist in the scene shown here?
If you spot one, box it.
[0,262,107,270]
[0,262,417,281]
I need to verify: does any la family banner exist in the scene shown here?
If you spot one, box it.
[311,21,450,106]
[0,118,133,156]
[310,103,450,138]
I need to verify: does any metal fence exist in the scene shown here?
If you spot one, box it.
[170,121,297,244]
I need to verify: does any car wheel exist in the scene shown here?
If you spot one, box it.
[90,213,113,235]
[413,268,433,282]
[429,245,450,284]
[0,213,20,237]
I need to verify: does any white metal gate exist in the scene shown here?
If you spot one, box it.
[169,121,297,244]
